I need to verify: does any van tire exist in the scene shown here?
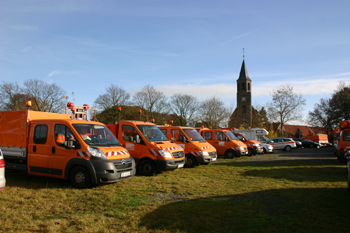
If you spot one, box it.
[285,146,292,151]
[185,154,197,168]
[70,166,91,189]
[139,160,157,176]
[247,148,253,156]
[224,150,235,159]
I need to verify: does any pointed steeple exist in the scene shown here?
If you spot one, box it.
[237,59,251,81]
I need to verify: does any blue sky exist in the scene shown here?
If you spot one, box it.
[1,0,350,124]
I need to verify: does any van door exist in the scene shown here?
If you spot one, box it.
[171,129,187,150]
[28,123,50,175]
[120,124,145,162]
[49,124,78,178]
[215,131,227,155]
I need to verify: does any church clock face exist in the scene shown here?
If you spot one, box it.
[241,97,246,101]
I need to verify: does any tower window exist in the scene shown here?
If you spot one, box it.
[248,83,250,91]
[242,83,245,90]
[242,105,246,114]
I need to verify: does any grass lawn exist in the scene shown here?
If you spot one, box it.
[0,147,348,232]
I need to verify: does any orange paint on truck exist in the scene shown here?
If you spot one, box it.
[158,126,217,168]
[0,110,136,189]
[197,128,248,158]
[231,132,263,156]
[107,121,186,176]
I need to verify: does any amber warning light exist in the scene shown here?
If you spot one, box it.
[26,101,32,107]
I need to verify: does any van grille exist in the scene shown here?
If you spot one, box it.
[172,151,185,159]
[209,152,217,157]
[114,159,133,170]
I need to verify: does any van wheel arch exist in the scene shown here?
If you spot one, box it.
[65,158,97,185]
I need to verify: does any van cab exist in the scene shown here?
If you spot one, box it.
[158,126,217,168]
[107,121,186,176]
[198,128,248,158]
[232,132,263,156]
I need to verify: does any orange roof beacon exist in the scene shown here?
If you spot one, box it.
[158,126,217,168]
[197,127,248,158]
[106,120,186,176]
[0,104,136,189]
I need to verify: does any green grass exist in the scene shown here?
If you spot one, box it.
[0,148,349,232]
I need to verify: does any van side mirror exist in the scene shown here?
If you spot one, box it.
[66,138,76,149]
[135,135,141,144]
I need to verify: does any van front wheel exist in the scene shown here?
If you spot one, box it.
[185,155,197,168]
[225,150,235,159]
[139,160,157,176]
[70,166,91,189]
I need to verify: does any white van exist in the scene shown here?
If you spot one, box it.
[0,149,5,191]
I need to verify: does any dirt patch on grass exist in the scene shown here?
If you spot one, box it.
[148,192,188,203]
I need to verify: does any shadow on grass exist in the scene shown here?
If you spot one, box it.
[242,166,346,182]
[139,188,350,233]
[4,170,71,189]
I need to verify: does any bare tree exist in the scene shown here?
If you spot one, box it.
[170,94,199,126]
[267,84,306,136]
[0,82,28,110]
[23,79,66,113]
[133,85,169,122]
[94,84,130,110]
[94,84,131,123]
[196,96,230,129]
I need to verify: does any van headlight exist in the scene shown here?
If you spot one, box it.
[158,150,173,158]
[199,151,209,156]
[88,146,106,158]
[253,143,260,147]
[238,146,244,151]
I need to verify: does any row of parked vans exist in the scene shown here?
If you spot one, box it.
[0,102,272,189]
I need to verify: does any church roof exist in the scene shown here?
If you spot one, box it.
[237,59,251,81]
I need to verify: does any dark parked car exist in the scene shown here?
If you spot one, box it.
[293,138,320,148]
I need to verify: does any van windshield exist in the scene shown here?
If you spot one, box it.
[137,125,168,142]
[73,124,122,147]
[225,131,238,140]
[183,129,204,141]
[242,133,252,140]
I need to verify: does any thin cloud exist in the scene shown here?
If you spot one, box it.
[220,30,257,46]
[47,70,62,77]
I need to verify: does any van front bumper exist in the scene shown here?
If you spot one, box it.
[196,152,217,164]
[90,157,136,184]
[154,158,186,172]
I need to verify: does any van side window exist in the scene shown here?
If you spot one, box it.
[34,125,48,144]
[204,132,212,140]
[55,124,74,147]
[171,129,186,141]
[122,125,138,142]
[160,129,167,137]
[343,131,350,141]
[216,132,226,141]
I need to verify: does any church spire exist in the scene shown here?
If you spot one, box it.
[237,59,251,81]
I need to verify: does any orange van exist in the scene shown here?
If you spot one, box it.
[0,109,136,189]
[231,132,263,156]
[198,128,248,158]
[336,120,350,163]
[107,121,186,176]
[158,126,217,168]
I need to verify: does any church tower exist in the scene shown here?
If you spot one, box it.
[235,58,252,127]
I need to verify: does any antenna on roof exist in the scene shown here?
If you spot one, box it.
[242,48,245,60]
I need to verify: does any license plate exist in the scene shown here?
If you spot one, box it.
[120,171,131,177]
[177,163,184,168]
[211,157,217,161]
